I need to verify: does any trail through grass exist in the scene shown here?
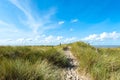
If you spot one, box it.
[0,42,120,80]
[69,42,120,80]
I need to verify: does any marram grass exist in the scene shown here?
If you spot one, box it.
[0,42,120,80]
[0,46,68,80]
[70,42,120,80]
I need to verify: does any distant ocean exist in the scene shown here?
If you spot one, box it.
[92,45,120,48]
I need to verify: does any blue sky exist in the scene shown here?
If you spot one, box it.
[0,0,120,45]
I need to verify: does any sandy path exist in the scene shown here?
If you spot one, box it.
[63,47,89,80]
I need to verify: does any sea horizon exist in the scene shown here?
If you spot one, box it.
[92,45,120,48]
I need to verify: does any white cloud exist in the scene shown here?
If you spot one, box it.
[82,31,120,41]
[0,35,77,45]
[9,0,57,34]
[0,20,19,33]
[58,21,64,25]
[70,28,73,31]
[16,38,25,42]
[63,37,77,43]
[0,20,35,41]
[56,36,63,41]
[0,0,78,45]
[71,19,78,23]
[83,34,98,41]
[0,20,14,28]
[0,20,11,26]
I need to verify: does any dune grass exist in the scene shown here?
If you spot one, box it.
[0,42,120,80]
[0,46,69,80]
[70,42,120,80]
[0,59,62,80]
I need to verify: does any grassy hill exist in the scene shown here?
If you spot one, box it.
[0,42,120,80]
[69,42,120,80]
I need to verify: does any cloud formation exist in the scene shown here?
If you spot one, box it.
[0,1,77,45]
[70,28,73,31]
[71,19,78,23]
[0,35,77,45]
[82,31,120,41]
[9,0,57,34]
[0,20,19,33]
[58,21,65,25]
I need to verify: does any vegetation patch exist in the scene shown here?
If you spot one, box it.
[0,46,69,80]
[70,42,120,80]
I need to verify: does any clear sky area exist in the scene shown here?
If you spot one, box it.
[0,0,120,45]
